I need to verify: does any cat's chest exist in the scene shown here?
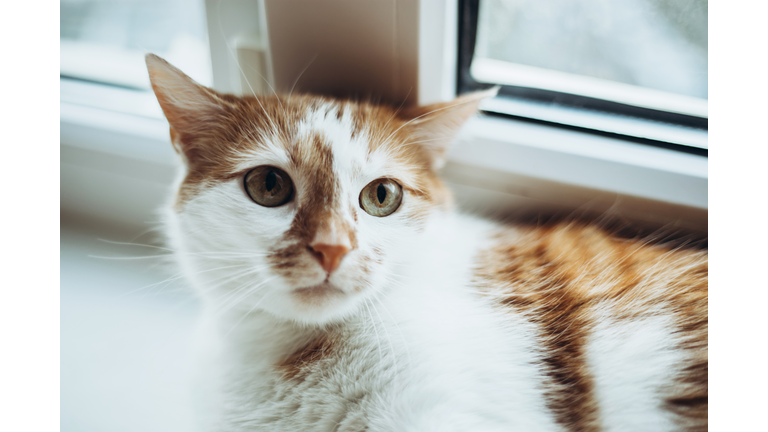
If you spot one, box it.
[212,281,554,431]
[210,313,396,430]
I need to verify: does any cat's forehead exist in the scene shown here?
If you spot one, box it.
[285,102,370,171]
[229,99,421,187]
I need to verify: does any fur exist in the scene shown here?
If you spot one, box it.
[146,54,707,431]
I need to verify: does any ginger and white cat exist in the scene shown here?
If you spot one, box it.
[146,54,707,432]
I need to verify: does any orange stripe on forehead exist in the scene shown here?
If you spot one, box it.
[283,134,341,241]
[289,133,333,173]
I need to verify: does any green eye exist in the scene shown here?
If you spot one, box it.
[360,178,402,217]
[244,166,294,207]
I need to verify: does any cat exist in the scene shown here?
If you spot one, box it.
[145,53,707,432]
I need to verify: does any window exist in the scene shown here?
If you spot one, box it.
[458,0,708,154]
[61,0,211,89]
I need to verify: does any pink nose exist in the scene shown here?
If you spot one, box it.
[308,243,351,274]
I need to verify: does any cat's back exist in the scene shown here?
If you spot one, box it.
[473,220,707,431]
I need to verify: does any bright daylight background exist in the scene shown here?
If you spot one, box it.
[60,1,707,430]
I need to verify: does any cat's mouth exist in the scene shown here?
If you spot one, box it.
[292,282,345,304]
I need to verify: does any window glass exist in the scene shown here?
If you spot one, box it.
[474,0,707,100]
[61,0,211,89]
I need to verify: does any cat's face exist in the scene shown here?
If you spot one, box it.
[147,54,492,325]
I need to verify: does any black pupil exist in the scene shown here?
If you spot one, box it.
[265,170,277,192]
[376,183,387,204]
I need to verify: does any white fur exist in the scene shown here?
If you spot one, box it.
[585,315,682,432]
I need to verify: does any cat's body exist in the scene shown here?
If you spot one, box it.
[191,213,554,432]
[147,54,707,431]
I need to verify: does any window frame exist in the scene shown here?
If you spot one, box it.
[456,0,708,156]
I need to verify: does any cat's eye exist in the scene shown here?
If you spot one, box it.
[359,178,403,217]
[244,166,294,207]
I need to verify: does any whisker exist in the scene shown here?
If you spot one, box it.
[97,238,174,252]
[221,277,278,336]
[121,262,256,299]
[380,96,488,146]
[367,293,399,369]
[89,254,175,261]
[216,0,280,133]
[288,53,319,101]
[369,290,413,370]
[362,298,384,364]
[208,270,271,311]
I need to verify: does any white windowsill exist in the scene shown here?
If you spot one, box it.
[455,114,707,208]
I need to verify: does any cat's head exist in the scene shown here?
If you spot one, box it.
[146,54,494,325]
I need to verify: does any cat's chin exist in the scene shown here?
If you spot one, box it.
[270,282,362,325]
[292,282,345,304]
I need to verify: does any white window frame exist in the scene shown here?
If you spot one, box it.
[60,0,707,232]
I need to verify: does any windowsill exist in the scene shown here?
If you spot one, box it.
[454,113,707,208]
[446,113,706,231]
[61,78,174,166]
[61,223,199,430]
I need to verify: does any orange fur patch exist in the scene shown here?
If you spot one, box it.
[474,221,707,431]
[277,332,337,380]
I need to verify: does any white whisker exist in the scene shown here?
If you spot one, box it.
[362,298,384,364]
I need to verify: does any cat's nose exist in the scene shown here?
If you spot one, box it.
[308,243,351,274]
[309,216,354,274]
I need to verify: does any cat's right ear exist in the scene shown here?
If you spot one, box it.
[145,54,227,159]
[399,87,498,170]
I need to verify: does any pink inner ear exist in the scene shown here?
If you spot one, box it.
[399,89,498,169]
[146,53,224,140]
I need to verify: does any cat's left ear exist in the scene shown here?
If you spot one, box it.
[145,54,229,160]
[400,87,498,170]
